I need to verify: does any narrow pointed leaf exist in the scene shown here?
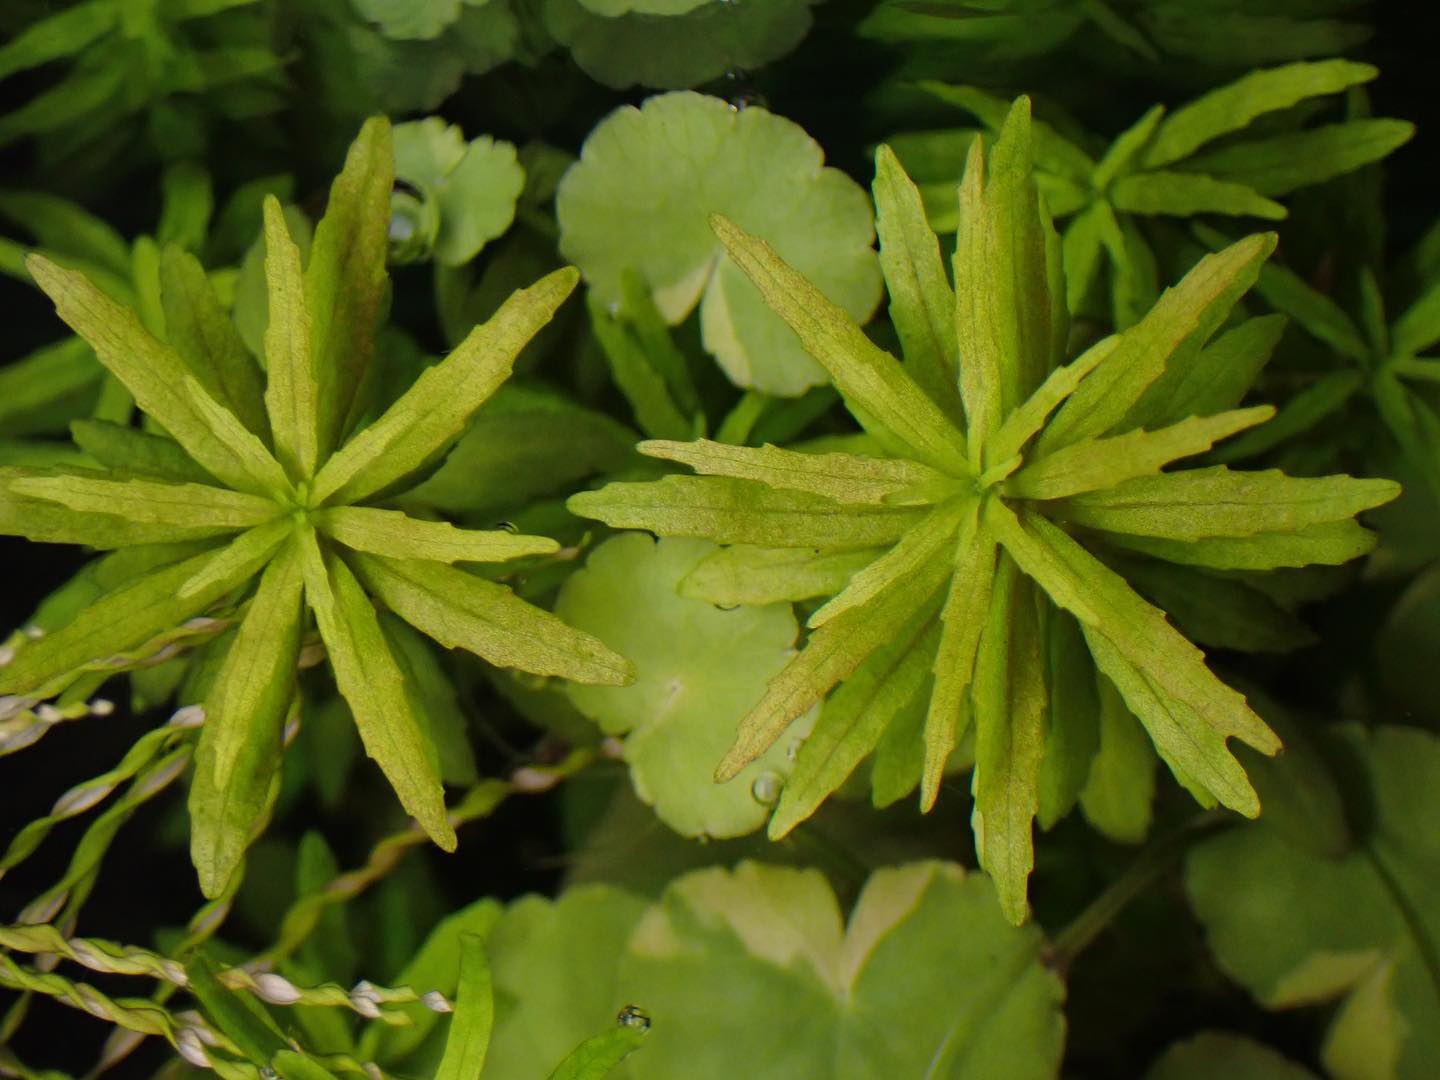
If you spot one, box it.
[989,336,1119,465]
[1008,407,1274,501]
[717,547,951,781]
[318,506,559,564]
[640,438,950,505]
[1108,172,1286,219]
[569,475,925,550]
[921,504,996,810]
[305,116,394,458]
[1101,521,1382,570]
[547,1025,648,1080]
[189,539,305,898]
[184,953,289,1065]
[25,255,286,495]
[1393,281,1440,358]
[1123,314,1287,431]
[0,1,116,81]
[434,934,494,1080]
[810,499,968,628]
[0,543,266,696]
[9,473,280,531]
[1242,244,1369,362]
[1037,611,1100,829]
[1039,234,1276,452]
[350,553,633,687]
[1077,675,1156,843]
[1,473,240,549]
[954,99,1056,451]
[69,420,212,483]
[1143,60,1378,168]
[298,529,456,851]
[158,246,269,440]
[261,196,319,478]
[710,214,967,473]
[678,545,877,606]
[989,506,1277,815]
[1183,120,1415,197]
[1092,105,1166,190]
[1055,466,1400,540]
[917,82,1096,181]
[872,144,962,419]
[971,558,1045,925]
[770,606,939,838]
[312,267,580,506]
[1062,205,1107,315]
[181,375,293,497]
[178,518,295,599]
[1210,371,1364,464]
[588,293,695,441]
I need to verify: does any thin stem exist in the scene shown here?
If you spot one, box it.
[1048,810,1228,974]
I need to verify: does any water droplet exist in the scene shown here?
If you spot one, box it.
[784,739,800,764]
[616,1004,651,1031]
[751,771,783,805]
[722,67,767,112]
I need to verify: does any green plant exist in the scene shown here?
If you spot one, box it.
[0,117,631,899]
[570,98,1399,921]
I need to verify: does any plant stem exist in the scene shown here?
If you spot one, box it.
[1047,810,1228,975]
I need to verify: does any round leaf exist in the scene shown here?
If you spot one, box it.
[554,534,809,838]
[557,92,881,396]
[393,118,525,266]
[579,0,714,14]
[1146,1032,1318,1080]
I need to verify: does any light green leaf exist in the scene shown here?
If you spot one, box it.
[318,506,558,564]
[710,214,964,469]
[1103,522,1384,571]
[971,559,1046,924]
[0,475,235,549]
[1078,675,1156,844]
[678,545,876,607]
[557,92,880,396]
[8,473,280,531]
[482,886,648,1079]
[1038,234,1276,453]
[555,535,802,838]
[1108,172,1286,219]
[157,246,269,440]
[270,1051,341,1080]
[543,0,818,92]
[616,861,1064,1079]
[25,254,288,496]
[68,421,211,484]
[305,115,394,459]
[177,517,295,599]
[189,538,305,898]
[1143,60,1378,169]
[298,529,456,852]
[1055,466,1400,541]
[953,99,1057,455]
[1183,119,1415,197]
[435,933,494,1080]
[393,118,524,266]
[1123,314,1287,432]
[0,542,264,696]
[1147,1032,1320,1080]
[921,503,996,810]
[990,335,1119,466]
[770,603,939,838]
[643,438,950,506]
[261,196,319,479]
[1092,104,1166,191]
[350,552,633,686]
[1008,407,1274,501]
[988,505,1278,815]
[715,545,951,781]
[1037,610,1100,830]
[182,373,294,497]
[548,1022,648,1080]
[809,498,968,628]
[311,266,579,506]
[383,614,478,787]
[872,144,962,420]
[569,475,925,551]
[1062,205,1109,314]
[588,292,697,441]
[1186,726,1440,1080]
[157,161,214,254]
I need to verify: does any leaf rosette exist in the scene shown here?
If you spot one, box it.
[0,117,633,899]
[570,97,1400,923]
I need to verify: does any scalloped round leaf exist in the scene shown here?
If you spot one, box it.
[353,0,498,41]
[557,92,881,395]
[544,0,819,91]
[554,534,808,838]
[1146,1032,1318,1080]
[393,118,524,266]
[1185,725,1440,1079]
[616,861,1065,1078]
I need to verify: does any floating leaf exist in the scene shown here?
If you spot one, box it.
[557,92,881,395]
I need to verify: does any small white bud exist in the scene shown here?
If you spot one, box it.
[23,625,46,640]
[88,698,115,716]
[52,784,114,817]
[510,766,557,793]
[169,704,206,728]
[254,972,303,1005]
[422,990,452,1013]
[0,645,14,667]
[177,1028,211,1068]
[36,704,63,724]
